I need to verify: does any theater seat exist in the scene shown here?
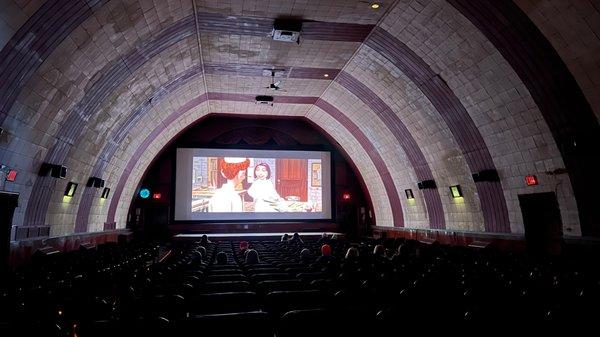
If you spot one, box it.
[256,279,307,293]
[205,274,247,282]
[201,281,252,293]
[208,268,243,275]
[189,292,260,314]
[250,273,292,283]
[278,309,369,337]
[246,267,281,275]
[176,311,272,337]
[296,272,325,283]
[265,290,328,318]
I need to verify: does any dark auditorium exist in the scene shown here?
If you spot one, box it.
[1,0,600,335]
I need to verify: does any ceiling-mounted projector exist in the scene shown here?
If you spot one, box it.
[271,19,302,44]
[256,95,274,106]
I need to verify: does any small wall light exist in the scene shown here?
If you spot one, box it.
[405,189,414,199]
[450,185,462,198]
[65,182,78,197]
[101,187,110,199]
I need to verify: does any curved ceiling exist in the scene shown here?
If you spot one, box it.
[0,0,598,239]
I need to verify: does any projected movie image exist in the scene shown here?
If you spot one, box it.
[191,156,323,214]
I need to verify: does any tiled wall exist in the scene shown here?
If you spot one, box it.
[0,0,597,240]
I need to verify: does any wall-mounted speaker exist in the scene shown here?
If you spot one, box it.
[87,177,105,188]
[472,169,500,182]
[417,179,437,189]
[39,163,67,179]
[50,165,67,179]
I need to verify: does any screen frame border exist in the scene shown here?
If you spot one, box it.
[170,143,336,224]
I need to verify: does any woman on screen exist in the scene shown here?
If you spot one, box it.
[247,163,283,212]
[209,157,250,212]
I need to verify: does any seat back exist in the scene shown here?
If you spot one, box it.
[190,291,260,314]
[201,281,251,293]
[265,290,327,317]
[177,311,272,337]
[256,279,307,293]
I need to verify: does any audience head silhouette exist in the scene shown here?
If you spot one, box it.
[216,251,228,264]
[321,244,332,256]
[245,249,260,264]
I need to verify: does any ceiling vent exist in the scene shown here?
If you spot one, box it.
[271,19,302,44]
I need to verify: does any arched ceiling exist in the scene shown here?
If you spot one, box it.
[0,0,598,239]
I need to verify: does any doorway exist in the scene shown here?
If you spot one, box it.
[518,192,563,255]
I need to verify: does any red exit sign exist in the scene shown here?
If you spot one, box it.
[525,175,538,186]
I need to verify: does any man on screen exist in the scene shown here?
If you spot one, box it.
[209,157,250,212]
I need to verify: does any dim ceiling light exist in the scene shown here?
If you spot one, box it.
[370,3,381,9]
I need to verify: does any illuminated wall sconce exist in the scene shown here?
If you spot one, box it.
[525,175,538,186]
[65,182,78,197]
[405,189,414,199]
[342,192,351,201]
[450,185,463,198]
[101,187,110,199]
[153,193,162,200]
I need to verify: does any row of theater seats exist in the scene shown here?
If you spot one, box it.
[1,237,599,335]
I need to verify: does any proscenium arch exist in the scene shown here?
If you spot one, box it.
[104,100,403,229]
[75,64,448,232]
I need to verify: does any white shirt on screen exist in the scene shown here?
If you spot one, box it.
[248,179,281,212]
[209,181,243,212]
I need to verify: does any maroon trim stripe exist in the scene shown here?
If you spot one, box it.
[203,63,340,79]
[314,99,404,227]
[336,71,445,229]
[15,11,372,228]
[193,12,372,42]
[0,0,107,126]
[366,27,510,232]
[448,0,600,236]
[106,96,404,227]
[76,64,341,232]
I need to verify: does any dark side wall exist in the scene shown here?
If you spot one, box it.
[128,115,373,239]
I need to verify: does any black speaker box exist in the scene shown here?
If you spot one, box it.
[50,165,67,179]
[472,169,500,182]
[417,179,437,189]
